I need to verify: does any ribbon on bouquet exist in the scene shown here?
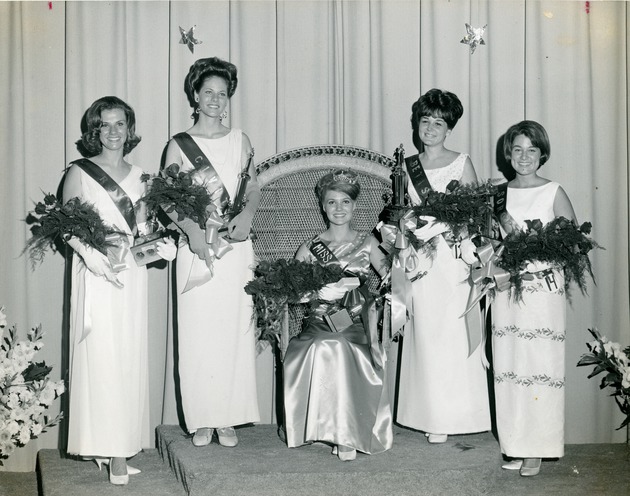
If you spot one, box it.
[378,210,419,335]
[350,285,385,371]
[181,161,241,292]
[460,241,511,367]
[182,206,235,293]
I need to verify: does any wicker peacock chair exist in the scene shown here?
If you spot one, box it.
[251,144,395,351]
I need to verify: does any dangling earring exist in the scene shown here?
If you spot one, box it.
[195,107,200,114]
[220,110,228,121]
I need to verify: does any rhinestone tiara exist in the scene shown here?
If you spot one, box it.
[332,170,358,184]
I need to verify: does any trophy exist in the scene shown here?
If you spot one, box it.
[131,218,168,267]
[391,144,406,207]
[379,144,408,226]
[230,148,254,219]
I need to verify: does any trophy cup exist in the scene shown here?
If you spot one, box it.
[131,218,168,267]
[391,144,406,207]
[230,148,254,219]
[379,144,408,226]
[218,149,254,239]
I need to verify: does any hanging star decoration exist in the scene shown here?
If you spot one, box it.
[460,23,487,54]
[179,25,202,54]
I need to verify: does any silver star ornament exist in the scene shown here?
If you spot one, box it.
[460,23,487,54]
[179,25,202,54]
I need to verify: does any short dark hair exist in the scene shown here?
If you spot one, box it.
[315,169,361,204]
[77,96,141,157]
[503,120,551,166]
[184,57,238,121]
[410,89,464,151]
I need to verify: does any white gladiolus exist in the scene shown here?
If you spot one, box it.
[0,307,64,462]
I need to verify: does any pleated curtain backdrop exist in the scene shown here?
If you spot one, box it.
[0,0,627,471]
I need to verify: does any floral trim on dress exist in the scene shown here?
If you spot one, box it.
[519,280,566,296]
[492,324,566,342]
[494,372,565,389]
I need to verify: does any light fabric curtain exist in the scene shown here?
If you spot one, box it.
[1,0,627,471]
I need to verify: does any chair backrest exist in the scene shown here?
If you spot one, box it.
[252,144,394,338]
[253,144,394,260]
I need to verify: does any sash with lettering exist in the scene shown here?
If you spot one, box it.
[173,132,231,215]
[74,158,138,235]
[172,132,236,291]
[73,158,137,342]
[493,182,519,234]
[309,237,384,369]
[405,154,433,202]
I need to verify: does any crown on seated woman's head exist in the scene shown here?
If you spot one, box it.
[332,169,358,184]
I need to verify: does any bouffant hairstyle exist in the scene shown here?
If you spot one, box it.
[77,96,141,157]
[410,89,464,151]
[503,120,551,167]
[315,170,361,204]
[184,57,238,121]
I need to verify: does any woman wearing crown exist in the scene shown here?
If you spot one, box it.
[282,169,393,461]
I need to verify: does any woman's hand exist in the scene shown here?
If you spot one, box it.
[414,216,449,242]
[79,245,123,288]
[318,282,350,302]
[459,238,478,265]
[156,238,177,261]
[228,210,253,241]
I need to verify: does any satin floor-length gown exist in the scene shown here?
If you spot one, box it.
[283,233,393,455]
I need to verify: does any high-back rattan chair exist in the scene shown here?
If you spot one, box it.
[252,144,394,344]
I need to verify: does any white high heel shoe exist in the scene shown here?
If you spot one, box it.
[336,445,357,461]
[94,458,141,475]
[108,457,129,485]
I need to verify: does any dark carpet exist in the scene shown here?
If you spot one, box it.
[2,424,628,496]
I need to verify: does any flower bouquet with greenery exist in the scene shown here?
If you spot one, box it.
[412,180,498,240]
[379,180,498,270]
[0,306,65,465]
[495,217,600,300]
[24,193,120,267]
[140,163,214,229]
[245,259,346,342]
[577,328,630,430]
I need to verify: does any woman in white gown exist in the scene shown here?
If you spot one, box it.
[64,96,175,485]
[396,89,491,443]
[492,120,577,477]
[164,57,260,448]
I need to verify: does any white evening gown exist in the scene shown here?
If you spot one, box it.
[175,129,260,432]
[492,181,566,458]
[67,164,149,458]
[397,153,491,435]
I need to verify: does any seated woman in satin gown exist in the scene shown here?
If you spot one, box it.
[283,169,393,462]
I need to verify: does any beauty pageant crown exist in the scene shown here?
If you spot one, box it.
[332,170,358,184]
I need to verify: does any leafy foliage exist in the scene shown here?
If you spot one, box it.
[24,193,119,266]
[140,163,213,229]
[495,217,600,299]
[412,180,498,239]
[245,259,345,341]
